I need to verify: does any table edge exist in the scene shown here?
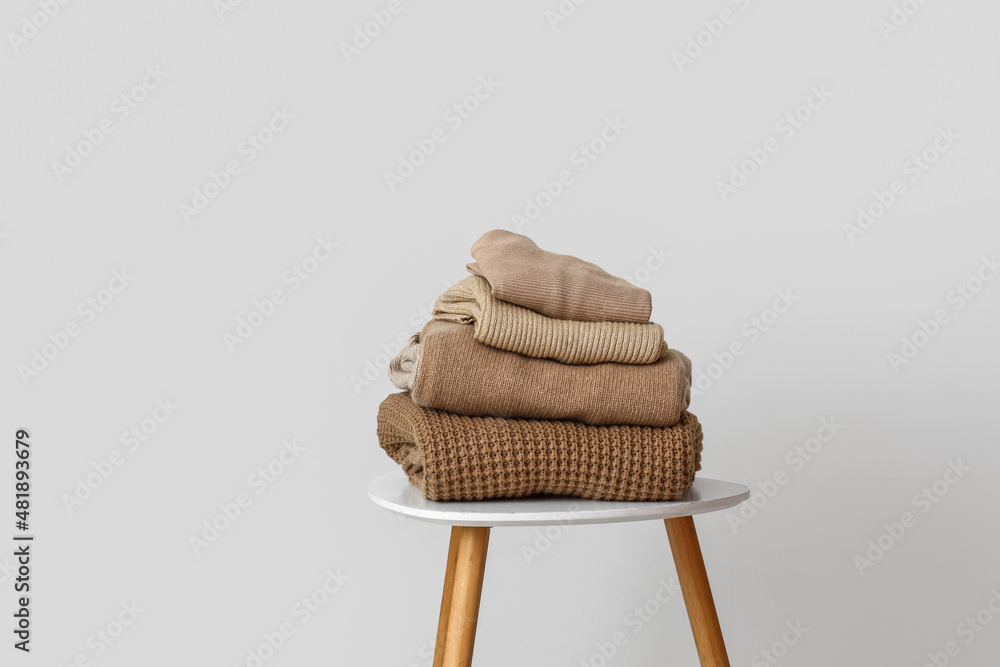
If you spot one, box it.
[368,478,750,527]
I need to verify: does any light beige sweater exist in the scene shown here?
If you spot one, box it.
[467,229,652,323]
[390,320,692,427]
[433,276,664,365]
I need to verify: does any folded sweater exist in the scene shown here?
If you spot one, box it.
[433,276,663,365]
[466,229,652,323]
[377,392,703,501]
[389,320,692,427]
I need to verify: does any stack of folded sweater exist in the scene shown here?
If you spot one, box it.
[376,229,702,502]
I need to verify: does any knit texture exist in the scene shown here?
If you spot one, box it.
[466,229,652,323]
[433,276,663,365]
[390,320,692,427]
[377,392,703,501]
[387,332,420,390]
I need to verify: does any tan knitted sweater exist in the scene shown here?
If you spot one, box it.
[389,320,692,427]
[377,392,703,501]
[433,276,663,365]
[467,229,652,323]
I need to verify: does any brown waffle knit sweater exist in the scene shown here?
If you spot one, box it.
[466,229,652,323]
[390,320,692,427]
[434,276,663,365]
[377,392,703,501]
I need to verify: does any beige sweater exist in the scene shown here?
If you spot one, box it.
[433,276,664,365]
[467,229,652,323]
[390,320,692,427]
[377,392,703,501]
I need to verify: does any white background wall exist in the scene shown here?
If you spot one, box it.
[2,1,999,665]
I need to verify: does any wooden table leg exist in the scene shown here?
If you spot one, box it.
[432,526,489,667]
[665,516,731,667]
[433,528,463,667]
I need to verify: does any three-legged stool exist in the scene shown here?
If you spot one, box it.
[369,471,749,666]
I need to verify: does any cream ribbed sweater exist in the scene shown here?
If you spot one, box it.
[433,276,664,365]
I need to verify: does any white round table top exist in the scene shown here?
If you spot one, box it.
[368,470,749,527]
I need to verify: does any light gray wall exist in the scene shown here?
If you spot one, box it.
[2,1,998,666]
